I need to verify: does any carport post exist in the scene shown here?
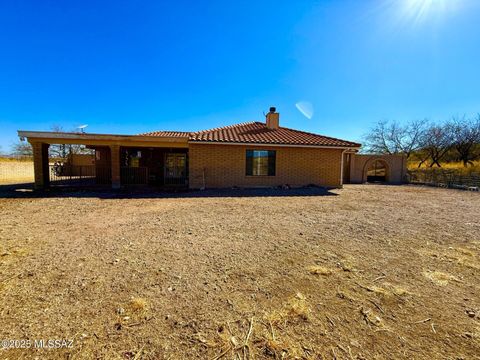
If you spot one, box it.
[110,144,121,189]
[31,141,50,190]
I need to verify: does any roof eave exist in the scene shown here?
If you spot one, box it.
[18,130,188,144]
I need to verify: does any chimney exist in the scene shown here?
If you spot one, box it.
[266,106,279,129]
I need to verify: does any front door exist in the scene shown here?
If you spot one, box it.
[164,153,188,186]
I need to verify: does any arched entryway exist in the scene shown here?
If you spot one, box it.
[365,159,389,183]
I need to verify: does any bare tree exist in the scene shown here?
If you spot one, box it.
[49,125,69,159]
[49,125,93,159]
[363,120,399,154]
[363,119,426,159]
[10,125,92,160]
[390,119,427,159]
[11,141,33,157]
[419,124,452,167]
[449,115,480,167]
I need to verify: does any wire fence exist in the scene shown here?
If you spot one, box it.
[407,169,480,191]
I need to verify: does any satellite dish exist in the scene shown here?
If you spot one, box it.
[77,124,88,133]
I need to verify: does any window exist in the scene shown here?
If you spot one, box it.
[125,149,141,167]
[165,153,187,180]
[246,150,276,176]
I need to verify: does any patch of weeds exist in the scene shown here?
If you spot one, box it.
[338,255,356,272]
[454,247,476,257]
[420,247,479,270]
[384,283,410,297]
[266,292,311,325]
[336,287,358,302]
[129,297,148,312]
[456,258,480,270]
[360,307,385,328]
[356,282,411,304]
[423,270,460,286]
[114,297,150,329]
[307,265,333,276]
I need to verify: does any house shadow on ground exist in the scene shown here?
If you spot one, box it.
[0,183,338,199]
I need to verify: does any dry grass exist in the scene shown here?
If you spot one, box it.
[129,297,148,312]
[0,184,479,359]
[408,160,480,173]
[307,265,333,276]
[0,156,33,162]
[423,270,460,286]
[360,307,385,328]
[266,292,311,324]
[0,161,34,184]
[419,246,480,271]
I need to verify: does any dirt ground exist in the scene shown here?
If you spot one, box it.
[0,185,479,359]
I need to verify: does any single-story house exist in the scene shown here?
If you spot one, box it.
[17,107,402,190]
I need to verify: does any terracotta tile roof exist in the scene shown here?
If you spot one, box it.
[141,122,360,148]
[191,122,360,147]
[139,130,190,137]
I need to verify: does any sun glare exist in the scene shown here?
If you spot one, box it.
[400,0,461,24]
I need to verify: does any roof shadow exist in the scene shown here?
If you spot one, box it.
[0,183,338,199]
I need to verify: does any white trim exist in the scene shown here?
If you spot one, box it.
[189,140,360,150]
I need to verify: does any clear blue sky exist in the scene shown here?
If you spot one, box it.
[1,0,480,152]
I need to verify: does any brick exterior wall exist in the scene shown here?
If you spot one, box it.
[189,143,344,189]
[31,142,50,189]
[110,145,121,189]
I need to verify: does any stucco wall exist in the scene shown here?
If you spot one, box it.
[69,154,95,166]
[189,143,344,189]
[349,154,406,184]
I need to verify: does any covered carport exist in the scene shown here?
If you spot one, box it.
[17,130,189,190]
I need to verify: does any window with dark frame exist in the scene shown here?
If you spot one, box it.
[246,150,276,176]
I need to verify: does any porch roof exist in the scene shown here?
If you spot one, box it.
[17,130,188,147]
